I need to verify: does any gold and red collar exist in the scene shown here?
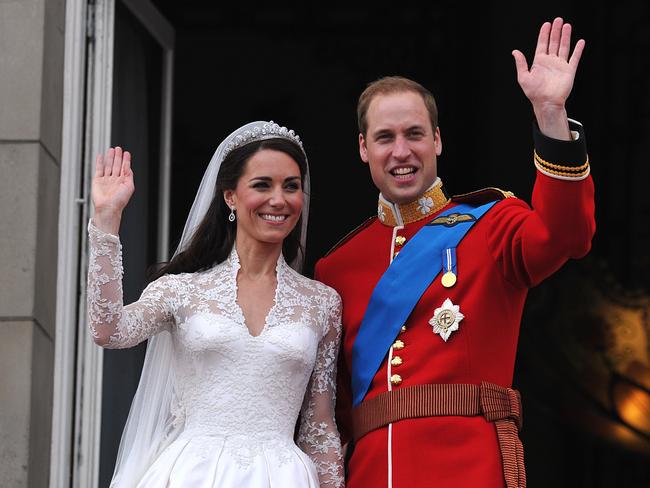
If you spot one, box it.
[377,179,451,227]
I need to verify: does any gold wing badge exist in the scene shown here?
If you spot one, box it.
[427,213,476,227]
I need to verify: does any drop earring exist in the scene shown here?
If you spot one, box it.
[228,206,236,222]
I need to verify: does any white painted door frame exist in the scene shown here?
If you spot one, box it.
[50,0,88,486]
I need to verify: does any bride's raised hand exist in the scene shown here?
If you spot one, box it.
[91,146,135,233]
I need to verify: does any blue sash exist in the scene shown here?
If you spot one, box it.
[351,201,497,406]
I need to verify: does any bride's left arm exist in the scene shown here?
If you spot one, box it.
[297,289,345,488]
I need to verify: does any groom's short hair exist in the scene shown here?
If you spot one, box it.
[357,76,438,137]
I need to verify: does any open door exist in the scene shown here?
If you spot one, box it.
[52,1,174,486]
[99,1,174,485]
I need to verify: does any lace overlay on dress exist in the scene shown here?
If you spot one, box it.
[87,221,344,487]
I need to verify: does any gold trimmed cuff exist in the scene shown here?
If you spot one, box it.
[534,150,590,181]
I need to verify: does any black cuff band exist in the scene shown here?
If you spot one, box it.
[533,120,589,179]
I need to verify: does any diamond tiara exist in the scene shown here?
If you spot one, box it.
[223,121,305,158]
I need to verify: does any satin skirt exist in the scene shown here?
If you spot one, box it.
[135,434,319,488]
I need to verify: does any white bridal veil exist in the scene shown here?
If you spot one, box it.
[110,121,310,487]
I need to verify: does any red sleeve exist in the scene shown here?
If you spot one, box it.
[486,120,596,288]
[315,259,354,445]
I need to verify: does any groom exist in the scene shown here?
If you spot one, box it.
[315,18,595,488]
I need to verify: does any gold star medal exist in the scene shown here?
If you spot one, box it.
[429,298,464,342]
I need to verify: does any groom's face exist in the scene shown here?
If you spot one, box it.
[359,91,442,205]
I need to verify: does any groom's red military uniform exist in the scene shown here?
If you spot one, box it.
[315,123,595,488]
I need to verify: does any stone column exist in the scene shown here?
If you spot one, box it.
[0,0,65,486]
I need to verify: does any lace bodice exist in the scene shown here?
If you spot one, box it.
[87,222,344,487]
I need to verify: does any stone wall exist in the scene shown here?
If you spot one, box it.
[0,0,65,486]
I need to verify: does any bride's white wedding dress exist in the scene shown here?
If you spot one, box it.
[87,222,344,487]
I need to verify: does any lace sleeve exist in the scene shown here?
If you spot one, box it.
[87,220,178,349]
[298,289,344,488]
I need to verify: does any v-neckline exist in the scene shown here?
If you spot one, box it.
[230,249,283,338]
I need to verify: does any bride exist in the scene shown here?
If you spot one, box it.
[87,121,344,487]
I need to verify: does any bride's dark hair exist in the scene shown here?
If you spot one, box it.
[150,138,307,280]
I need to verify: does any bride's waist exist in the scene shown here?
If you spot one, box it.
[182,416,295,436]
[179,426,295,444]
